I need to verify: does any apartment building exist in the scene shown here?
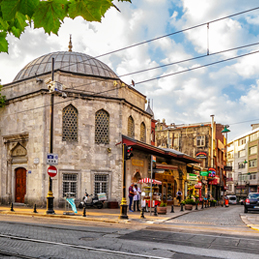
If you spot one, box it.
[227,124,259,200]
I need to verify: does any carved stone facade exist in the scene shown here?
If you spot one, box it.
[0,50,152,207]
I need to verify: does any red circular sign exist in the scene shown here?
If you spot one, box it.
[47,165,57,177]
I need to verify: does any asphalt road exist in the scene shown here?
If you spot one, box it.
[0,205,258,258]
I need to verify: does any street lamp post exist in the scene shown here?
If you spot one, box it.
[221,125,230,199]
[46,58,55,214]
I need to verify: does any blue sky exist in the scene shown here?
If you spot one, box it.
[1,0,259,141]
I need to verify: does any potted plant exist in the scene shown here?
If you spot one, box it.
[157,202,167,214]
[184,198,195,210]
[210,199,217,207]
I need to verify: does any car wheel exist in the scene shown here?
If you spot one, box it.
[244,207,248,213]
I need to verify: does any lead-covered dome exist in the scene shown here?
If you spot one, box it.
[13,51,118,82]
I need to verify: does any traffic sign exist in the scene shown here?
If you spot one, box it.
[47,165,57,177]
[47,153,58,165]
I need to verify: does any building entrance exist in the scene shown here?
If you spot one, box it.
[15,168,26,203]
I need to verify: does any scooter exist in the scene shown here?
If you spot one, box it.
[78,192,103,209]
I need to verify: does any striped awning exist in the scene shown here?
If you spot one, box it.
[138,178,162,185]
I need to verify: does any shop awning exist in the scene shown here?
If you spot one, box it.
[138,178,162,185]
[122,135,201,164]
[155,163,178,170]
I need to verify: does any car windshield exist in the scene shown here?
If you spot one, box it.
[229,197,236,200]
[249,194,259,199]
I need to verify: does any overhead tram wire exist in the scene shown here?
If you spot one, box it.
[65,41,259,92]
[57,6,259,71]
[4,47,259,118]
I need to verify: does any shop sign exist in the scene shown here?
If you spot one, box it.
[208,176,219,185]
[224,166,232,171]
[200,171,209,176]
[195,182,202,189]
[132,159,144,167]
[208,168,216,178]
[187,173,198,181]
[196,151,207,159]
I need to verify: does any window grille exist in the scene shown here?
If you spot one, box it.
[128,116,134,138]
[95,110,109,144]
[62,104,78,141]
[140,122,146,142]
[62,173,78,197]
[94,174,109,198]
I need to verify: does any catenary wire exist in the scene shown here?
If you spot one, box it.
[58,6,259,71]
[3,47,259,118]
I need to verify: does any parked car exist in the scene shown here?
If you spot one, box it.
[227,195,237,205]
[244,193,259,213]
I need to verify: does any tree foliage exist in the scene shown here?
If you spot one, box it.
[0,0,131,53]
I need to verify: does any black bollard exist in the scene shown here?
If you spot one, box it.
[195,203,198,210]
[201,200,204,209]
[171,204,174,213]
[10,203,14,212]
[83,207,86,217]
[140,207,145,219]
[33,204,38,213]
[154,205,158,216]
[180,203,184,211]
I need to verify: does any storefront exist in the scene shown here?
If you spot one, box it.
[154,172,175,205]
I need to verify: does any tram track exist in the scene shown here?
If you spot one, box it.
[0,233,171,259]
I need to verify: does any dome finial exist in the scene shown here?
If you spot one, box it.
[68,34,72,52]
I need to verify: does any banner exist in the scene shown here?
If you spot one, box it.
[66,198,77,213]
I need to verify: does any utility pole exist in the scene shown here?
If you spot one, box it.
[46,58,55,214]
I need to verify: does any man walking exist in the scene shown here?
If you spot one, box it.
[128,183,135,212]
[177,188,182,203]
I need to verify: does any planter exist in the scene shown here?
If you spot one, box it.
[185,204,193,210]
[157,207,167,214]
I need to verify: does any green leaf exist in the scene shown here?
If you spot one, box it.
[0,17,9,30]
[0,31,8,53]
[33,0,67,35]
[1,0,39,20]
[1,0,20,21]
[68,0,113,22]
[19,0,39,18]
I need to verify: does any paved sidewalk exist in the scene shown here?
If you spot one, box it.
[0,204,198,224]
[241,214,259,231]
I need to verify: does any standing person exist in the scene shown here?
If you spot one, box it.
[176,189,182,203]
[133,184,141,212]
[128,183,135,212]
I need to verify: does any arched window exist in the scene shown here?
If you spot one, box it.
[140,122,146,142]
[95,109,109,144]
[128,116,134,138]
[62,104,78,142]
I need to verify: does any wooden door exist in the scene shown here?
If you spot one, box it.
[15,168,26,203]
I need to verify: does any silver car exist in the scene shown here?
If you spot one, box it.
[227,195,237,205]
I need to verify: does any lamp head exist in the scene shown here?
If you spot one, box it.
[221,126,230,133]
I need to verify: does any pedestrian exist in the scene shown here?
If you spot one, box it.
[176,189,182,203]
[133,184,141,212]
[128,183,135,212]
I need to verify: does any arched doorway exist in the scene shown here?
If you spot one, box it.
[15,168,26,203]
[132,171,141,183]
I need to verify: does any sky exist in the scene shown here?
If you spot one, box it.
[1,0,259,141]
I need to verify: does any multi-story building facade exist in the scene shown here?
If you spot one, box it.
[156,119,227,200]
[227,124,259,200]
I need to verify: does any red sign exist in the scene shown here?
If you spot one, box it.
[47,165,57,177]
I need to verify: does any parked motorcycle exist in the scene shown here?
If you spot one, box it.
[78,192,103,209]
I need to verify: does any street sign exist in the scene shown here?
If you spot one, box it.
[47,153,58,165]
[47,165,57,177]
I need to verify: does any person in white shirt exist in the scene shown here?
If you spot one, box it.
[133,184,141,212]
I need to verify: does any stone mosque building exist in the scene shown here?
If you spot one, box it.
[0,40,199,208]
